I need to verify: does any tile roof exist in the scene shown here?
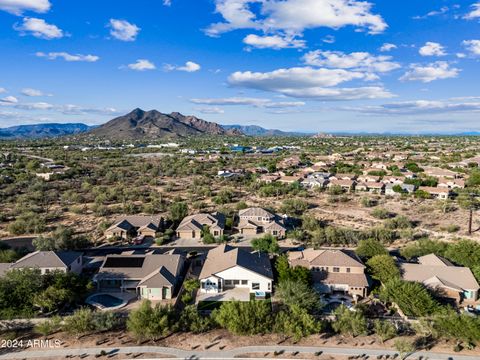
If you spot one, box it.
[199,244,273,280]
[11,251,82,269]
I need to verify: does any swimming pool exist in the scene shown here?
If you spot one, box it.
[86,293,127,310]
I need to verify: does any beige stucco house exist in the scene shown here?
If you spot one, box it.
[94,252,184,300]
[289,248,369,300]
[105,215,163,240]
[8,251,83,275]
[199,244,273,295]
[237,207,286,238]
[400,254,479,303]
[176,212,225,239]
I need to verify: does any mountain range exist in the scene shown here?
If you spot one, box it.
[222,124,311,137]
[87,108,241,139]
[0,108,302,139]
[0,123,93,139]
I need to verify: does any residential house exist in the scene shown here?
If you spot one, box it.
[278,175,303,184]
[356,182,385,194]
[385,183,416,196]
[8,251,83,275]
[302,177,329,189]
[382,176,406,184]
[278,155,302,169]
[437,177,465,189]
[94,253,184,300]
[288,248,369,300]
[331,173,358,181]
[424,167,458,179]
[357,175,381,183]
[327,179,356,192]
[199,244,273,295]
[105,215,163,240]
[259,174,280,183]
[237,207,286,238]
[418,186,451,200]
[176,212,225,240]
[399,254,479,303]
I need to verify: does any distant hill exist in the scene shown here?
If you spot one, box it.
[87,108,242,139]
[0,123,93,139]
[222,124,312,137]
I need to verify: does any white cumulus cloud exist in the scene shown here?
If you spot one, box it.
[205,0,387,42]
[228,66,394,100]
[379,43,397,52]
[127,59,156,71]
[164,61,201,72]
[194,107,225,114]
[464,2,480,19]
[419,42,446,56]
[108,19,140,41]
[243,34,305,49]
[35,51,100,62]
[400,61,460,83]
[0,96,18,105]
[190,97,305,108]
[0,0,50,15]
[463,39,480,55]
[302,50,400,73]
[14,17,64,39]
[21,88,50,96]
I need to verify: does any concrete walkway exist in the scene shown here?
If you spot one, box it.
[0,344,478,360]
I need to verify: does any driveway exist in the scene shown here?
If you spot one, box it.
[196,287,251,302]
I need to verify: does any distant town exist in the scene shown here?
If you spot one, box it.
[1,122,480,359]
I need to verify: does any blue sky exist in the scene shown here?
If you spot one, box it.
[1,0,480,133]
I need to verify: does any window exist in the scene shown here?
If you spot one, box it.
[272,230,278,235]
[346,268,351,273]
[233,280,240,285]
[268,282,271,291]
[241,280,248,285]
[252,283,260,290]
[333,267,340,273]
[225,280,232,285]
[201,282,205,289]
[214,231,219,236]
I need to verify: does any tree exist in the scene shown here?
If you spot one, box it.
[63,308,96,337]
[400,239,448,260]
[366,255,400,284]
[178,305,213,333]
[127,300,176,342]
[276,255,311,285]
[281,198,308,216]
[394,338,415,360]
[34,286,70,313]
[276,279,322,313]
[371,208,392,219]
[373,319,396,344]
[34,316,62,337]
[201,225,215,244]
[212,300,273,335]
[332,305,368,337]
[274,305,322,341]
[356,239,388,260]
[251,234,279,254]
[181,279,200,304]
[169,201,188,224]
[380,279,439,317]
[467,169,480,187]
[433,309,480,345]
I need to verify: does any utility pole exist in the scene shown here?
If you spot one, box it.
[469,207,473,235]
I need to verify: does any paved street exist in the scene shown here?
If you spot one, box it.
[0,344,478,360]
